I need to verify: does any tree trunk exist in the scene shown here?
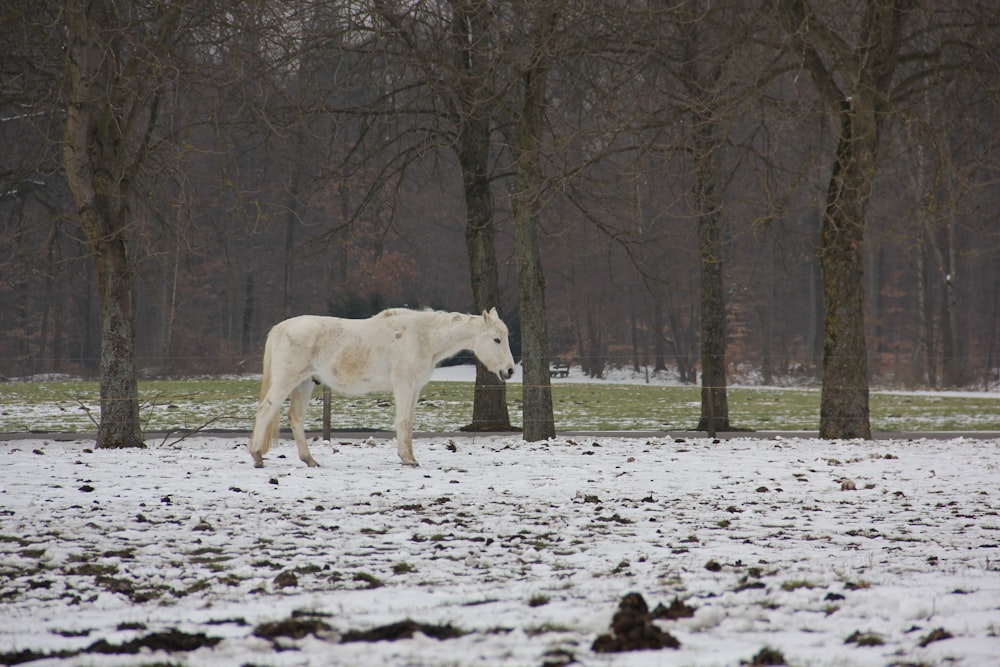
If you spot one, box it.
[818,109,873,439]
[36,222,61,375]
[451,0,513,432]
[462,150,513,430]
[676,2,732,434]
[630,311,641,373]
[693,125,731,433]
[934,217,966,387]
[512,13,557,441]
[653,300,667,373]
[63,0,157,448]
[91,239,143,447]
[779,0,913,438]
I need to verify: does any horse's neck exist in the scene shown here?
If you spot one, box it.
[428,314,481,363]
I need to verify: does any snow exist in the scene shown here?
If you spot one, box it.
[2,430,999,666]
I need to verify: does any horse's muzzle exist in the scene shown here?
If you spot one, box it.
[498,367,514,381]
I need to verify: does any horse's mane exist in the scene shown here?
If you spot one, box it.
[374,308,506,333]
[376,307,472,323]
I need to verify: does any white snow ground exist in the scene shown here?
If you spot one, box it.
[2,430,999,666]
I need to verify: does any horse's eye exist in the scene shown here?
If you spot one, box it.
[493,337,501,344]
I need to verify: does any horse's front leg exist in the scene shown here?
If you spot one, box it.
[393,386,421,467]
[288,380,320,467]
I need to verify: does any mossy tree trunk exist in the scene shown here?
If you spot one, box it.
[512,8,559,442]
[451,0,513,432]
[779,0,914,438]
[693,121,731,435]
[63,0,180,448]
[818,109,874,439]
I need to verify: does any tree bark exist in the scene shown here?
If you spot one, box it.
[693,123,731,434]
[673,0,733,434]
[653,300,667,373]
[512,10,558,441]
[63,0,171,448]
[818,108,873,439]
[450,0,513,432]
[779,0,914,438]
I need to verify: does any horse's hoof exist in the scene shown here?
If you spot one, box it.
[303,458,320,468]
[252,453,264,468]
[401,460,420,468]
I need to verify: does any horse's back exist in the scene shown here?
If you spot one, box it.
[267,312,426,394]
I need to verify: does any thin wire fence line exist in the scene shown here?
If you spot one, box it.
[2,380,997,404]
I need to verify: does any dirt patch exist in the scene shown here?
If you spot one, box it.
[651,596,697,620]
[87,628,222,654]
[341,619,465,642]
[592,592,680,652]
[1,628,221,664]
[1,648,72,665]
[254,612,335,641]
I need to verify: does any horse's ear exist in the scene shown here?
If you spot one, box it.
[481,309,492,324]
[485,307,499,321]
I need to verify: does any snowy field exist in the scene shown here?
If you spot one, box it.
[2,431,999,666]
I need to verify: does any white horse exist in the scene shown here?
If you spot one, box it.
[249,307,516,468]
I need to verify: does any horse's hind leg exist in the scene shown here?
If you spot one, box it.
[250,387,289,468]
[393,384,421,467]
[288,379,320,467]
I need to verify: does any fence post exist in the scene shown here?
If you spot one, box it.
[322,386,331,441]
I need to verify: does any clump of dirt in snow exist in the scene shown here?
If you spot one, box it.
[651,597,697,620]
[341,619,465,642]
[88,629,222,654]
[254,611,336,642]
[591,592,681,652]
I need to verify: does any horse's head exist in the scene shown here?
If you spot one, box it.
[475,308,516,381]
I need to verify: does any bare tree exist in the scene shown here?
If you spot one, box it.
[5,0,1000,410]
[448,0,514,430]
[675,2,736,434]
[511,2,561,441]
[62,0,189,447]
[777,0,918,439]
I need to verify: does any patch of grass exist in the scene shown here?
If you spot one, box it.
[189,546,224,556]
[352,572,383,589]
[184,579,214,595]
[216,574,245,587]
[524,622,571,636]
[845,630,884,646]
[734,577,766,592]
[918,627,953,647]
[4,376,1000,433]
[780,579,816,592]
[528,594,550,607]
[392,562,416,575]
[67,563,119,577]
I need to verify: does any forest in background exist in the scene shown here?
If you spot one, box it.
[2,0,999,390]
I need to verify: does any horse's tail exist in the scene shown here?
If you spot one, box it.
[255,330,281,456]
